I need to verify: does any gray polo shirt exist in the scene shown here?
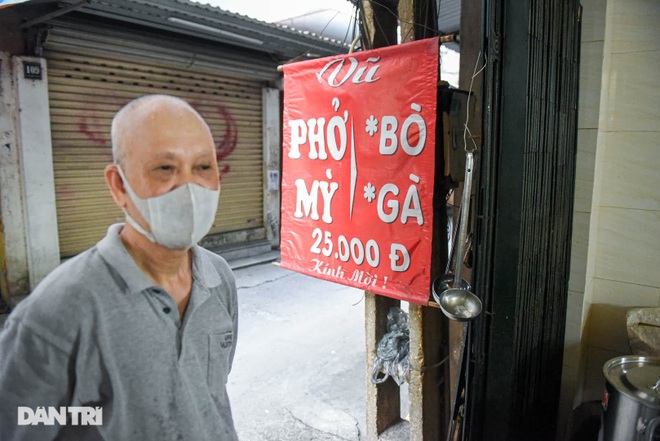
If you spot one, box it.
[0,224,239,441]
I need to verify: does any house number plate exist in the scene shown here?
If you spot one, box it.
[23,62,42,80]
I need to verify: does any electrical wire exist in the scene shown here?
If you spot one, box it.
[279,7,354,65]
[400,0,437,42]
[282,0,447,64]
[340,8,354,49]
[463,51,488,153]
[369,0,441,39]
[357,0,371,50]
[349,35,361,53]
[370,1,393,46]
[317,10,343,41]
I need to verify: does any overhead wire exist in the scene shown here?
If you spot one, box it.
[357,0,369,50]
[371,1,393,46]
[278,5,357,65]
[281,0,449,65]
[368,0,441,39]
[281,0,448,63]
[357,0,402,49]
[341,4,356,49]
[349,35,361,53]
[318,10,343,41]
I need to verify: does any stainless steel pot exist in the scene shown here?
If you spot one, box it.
[599,356,660,441]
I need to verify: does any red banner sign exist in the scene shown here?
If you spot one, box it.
[280,37,439,305]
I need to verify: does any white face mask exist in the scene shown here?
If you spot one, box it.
[117,166,220,249]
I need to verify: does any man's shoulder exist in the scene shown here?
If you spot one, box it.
[36,246,107,297]
[8,246,107,334]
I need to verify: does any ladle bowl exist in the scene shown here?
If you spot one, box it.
[432,274,472,298]
[431,275,482,321]
[437,288,482,322]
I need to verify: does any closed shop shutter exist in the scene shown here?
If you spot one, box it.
[44,25,269,257]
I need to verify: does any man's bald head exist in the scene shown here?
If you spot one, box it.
[111,94,214,169]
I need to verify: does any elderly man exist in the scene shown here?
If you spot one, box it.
[0,95,239,440]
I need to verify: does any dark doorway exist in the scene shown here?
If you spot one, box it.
[467,1,582,440]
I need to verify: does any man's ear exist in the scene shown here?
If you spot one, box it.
[105,164,128,208]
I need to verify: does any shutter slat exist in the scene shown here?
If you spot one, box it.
[47,45,265,257]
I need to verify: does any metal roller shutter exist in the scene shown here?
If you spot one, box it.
[45,28,267,257]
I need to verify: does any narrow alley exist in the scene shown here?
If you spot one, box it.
[228,261,369,440]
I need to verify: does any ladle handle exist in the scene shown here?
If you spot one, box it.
[445,207,462,275]
[453,152,474,288]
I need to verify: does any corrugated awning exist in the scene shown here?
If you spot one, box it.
[21,0,348,60]
[438,0,461,35]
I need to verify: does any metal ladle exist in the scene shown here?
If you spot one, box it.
[434,151,483,441]
[432,219,472,298]
[437,151,482,322]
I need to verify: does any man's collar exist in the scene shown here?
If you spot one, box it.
[191,245,223,289]
[97,224,154,294]
[97,223,222,294]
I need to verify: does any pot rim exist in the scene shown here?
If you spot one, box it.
[603,356,660,408]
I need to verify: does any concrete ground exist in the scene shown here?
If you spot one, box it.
[227,261,369,440]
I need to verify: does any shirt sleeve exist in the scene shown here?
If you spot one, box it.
[0,317,73,441]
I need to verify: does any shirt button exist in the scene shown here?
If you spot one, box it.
[163,307,171,314]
